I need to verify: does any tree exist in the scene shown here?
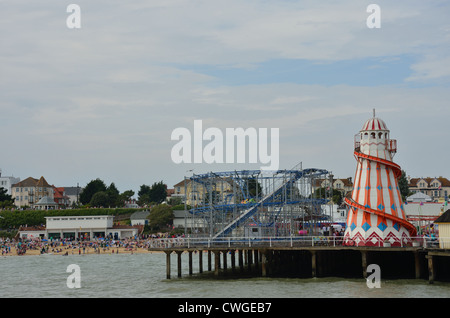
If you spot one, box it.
[106,182,120,207]
[138,181,167,205]
[89,191,109,207]
[0,187,14,209]
[79,179,107,205]
[247,178,262,198]
[118,190,135,207]
[313,187,343,205]
[137,184,151,206]
[399,170,411,201]
[148,204,173,231]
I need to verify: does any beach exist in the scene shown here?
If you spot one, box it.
[1,237,171,257]
[3,246,160,256]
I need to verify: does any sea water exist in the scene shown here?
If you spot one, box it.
[1,253,449,298]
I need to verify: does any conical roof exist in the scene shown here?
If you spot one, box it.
[35,196,57,205]
[361,117,388,131]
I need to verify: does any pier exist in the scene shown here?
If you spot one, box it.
[148,237,450,283]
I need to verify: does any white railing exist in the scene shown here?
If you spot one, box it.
[146,236,443,249]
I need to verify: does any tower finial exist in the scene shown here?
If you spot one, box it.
[373,108,376,118]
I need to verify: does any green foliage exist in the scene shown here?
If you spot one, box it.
[106,182,120,206]
[0,187,14,209]
[79,179,107,205]
[89,191,109,207]
[0,230,17,239]
[313,187,343,205]
[80,179,136,207]
[138,181,167,205]
[168,196,183,206]
[148,204,173,232]
[399,170,411,201]
[171,204,191,211]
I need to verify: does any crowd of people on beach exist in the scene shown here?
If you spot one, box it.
[0,233,185,256]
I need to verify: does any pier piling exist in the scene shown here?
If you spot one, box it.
[155,245,450,283]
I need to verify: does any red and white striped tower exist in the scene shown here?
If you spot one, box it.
[344,110,416,246]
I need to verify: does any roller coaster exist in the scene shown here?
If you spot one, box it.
[183,163,334,238]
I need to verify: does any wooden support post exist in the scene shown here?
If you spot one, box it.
[247,250,253,271]
[214,251,220,276]
[267,251,273,276]
[427,254,435,284]
[361,251,368,279]
[188,251,193,276]
[231,250,236,273]
[414,252,421,279]
[311,251,317,278]
[199,250,203,274]
[223,250,228,273]
[177,251,183,278]
[165,251,171,279]
[261,250,267,277]
[254,250,259,267]
[247,249,253,271]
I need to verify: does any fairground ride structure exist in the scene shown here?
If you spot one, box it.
[182,163,333,238]
[343,111,417,247]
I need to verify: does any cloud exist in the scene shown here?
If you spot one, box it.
[0,1,449,192]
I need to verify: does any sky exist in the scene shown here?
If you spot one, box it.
[1,0,450,195]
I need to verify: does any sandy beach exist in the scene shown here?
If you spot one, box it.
[2,246,161,256]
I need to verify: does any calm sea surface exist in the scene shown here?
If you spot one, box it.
[1,252,450,298]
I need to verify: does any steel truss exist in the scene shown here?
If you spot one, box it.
[184,163,333,238]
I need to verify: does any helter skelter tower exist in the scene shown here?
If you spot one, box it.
[344,110,416,247]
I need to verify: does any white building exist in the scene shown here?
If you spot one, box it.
[130,210,150,226]
[0,170,20,196]
[63,186,83,206]
[173,210,207,231]
[19,215,142,240]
